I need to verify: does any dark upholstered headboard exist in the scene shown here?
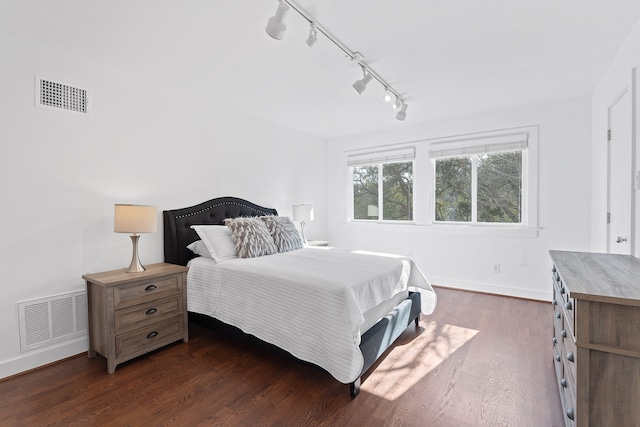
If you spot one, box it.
[163,196,278,266]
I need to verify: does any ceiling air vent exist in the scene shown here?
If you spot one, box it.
[35,75,89,114]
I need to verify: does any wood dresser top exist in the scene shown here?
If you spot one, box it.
[549,250,640,306]
[82,262,188,287]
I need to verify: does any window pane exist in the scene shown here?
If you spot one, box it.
[353,165,379,219]
[477,151,522,223]
[383,162,413,220]
[435,157,472,221]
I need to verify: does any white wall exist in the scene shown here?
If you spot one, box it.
[591,17,640,256]
[0,33,328,378]
[327,97,592,301]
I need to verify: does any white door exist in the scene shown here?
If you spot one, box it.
[607,89,633,255]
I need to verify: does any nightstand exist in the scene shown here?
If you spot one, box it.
[306,240,330,247]
[83,263,188,373]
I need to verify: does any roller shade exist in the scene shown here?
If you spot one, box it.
[429,132,528,159]
[347,147,415,167]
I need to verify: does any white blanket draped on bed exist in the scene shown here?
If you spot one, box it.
[186,246,437,383]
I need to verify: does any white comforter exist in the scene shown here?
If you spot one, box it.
[186,246,437,383]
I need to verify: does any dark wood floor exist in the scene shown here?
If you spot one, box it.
[0,287,564,426]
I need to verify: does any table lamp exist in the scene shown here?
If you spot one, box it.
[292,204,314,244]
[114,204,157,273]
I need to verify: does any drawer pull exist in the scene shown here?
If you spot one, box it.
[552,266,556,273]
[567,352,575,363]
[561,329,567,338]
[555,354,561,362]
[560,287,565,294]
[565,301,573,310]
[555,312,561,319]
[146,331,158,339]
[552,299,557,306]
[145,308,157,315]
[560,378,567,388]
[567,408,574,421]
[553,337,557,344]
[145,285,157,291]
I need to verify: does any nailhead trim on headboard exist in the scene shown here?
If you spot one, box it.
[175,201,269,219]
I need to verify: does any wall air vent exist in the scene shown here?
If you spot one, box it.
[18,290,87,352]
[35,75,89,114]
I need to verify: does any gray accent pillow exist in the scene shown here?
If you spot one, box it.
[260,215,303,253]
[224,217,277,258]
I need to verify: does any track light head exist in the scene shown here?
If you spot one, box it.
[352,71,373,95]
[393,97,402,110]
[395,102,408,121]
[306,23,318,47]
[266,1,290,40]
[383,88,392,102]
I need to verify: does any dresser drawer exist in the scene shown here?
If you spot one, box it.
[114,294,184,335]
[114,275,182,309]
[116,315,185,359]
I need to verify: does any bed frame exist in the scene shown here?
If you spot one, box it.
[163,196,421,397]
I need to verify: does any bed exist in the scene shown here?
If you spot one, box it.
[163,196,437,397]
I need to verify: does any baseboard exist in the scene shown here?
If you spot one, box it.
[0,336,87,380]
[427,276,551,301]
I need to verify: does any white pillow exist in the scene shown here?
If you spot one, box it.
[187,240,212,258]
[190,225,238,262]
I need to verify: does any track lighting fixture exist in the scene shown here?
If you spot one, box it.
[395,102,408,121]
[266,0,409,121]
[383,88,392,102]
[265,0,290,40]
[352,68,373,95]
[306,23,318,47]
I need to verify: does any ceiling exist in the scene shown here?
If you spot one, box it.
[2,0,640,139]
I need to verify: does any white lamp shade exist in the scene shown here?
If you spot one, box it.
[292,204,314,222]
[114,204,157,234]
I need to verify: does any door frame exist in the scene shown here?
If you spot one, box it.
[606,70,637,255]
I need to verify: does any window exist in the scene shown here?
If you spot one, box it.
[430,131,529,225]
[349,147,415,221]
[345,126,538,231]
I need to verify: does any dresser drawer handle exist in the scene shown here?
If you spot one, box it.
[567,352,574,363]
[552,337,557,345]
[560,378,567,388]
[552,299,557,306]
[560,287,565,294]
[555,312,561,319]
[555,354,561,362]
[145,308,157,315]
[146,331,158,339]
[561,330,567,338]
[565,301,572,310]
[567,408,574,421]
[145,285,157,291]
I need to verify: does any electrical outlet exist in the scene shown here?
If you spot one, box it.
[492,264,501,273]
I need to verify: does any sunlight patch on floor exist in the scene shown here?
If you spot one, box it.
[362,321,478,400]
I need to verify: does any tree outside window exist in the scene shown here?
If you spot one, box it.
[435,151,522,224]
[353,162,413,221]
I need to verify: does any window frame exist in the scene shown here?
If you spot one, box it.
[428,126,537,229]
[432,150,527,225]
[344,126,539,234]
[348,147,416,223]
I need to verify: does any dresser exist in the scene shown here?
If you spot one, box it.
[83,263,188,373]
[550,250,640,427]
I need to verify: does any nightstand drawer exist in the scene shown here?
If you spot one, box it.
[115,294,184,335]
[116,315,184,359]
[114,276,182,309]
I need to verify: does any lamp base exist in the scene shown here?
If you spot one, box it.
[300,221,307,244]
[126,234,146,273]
